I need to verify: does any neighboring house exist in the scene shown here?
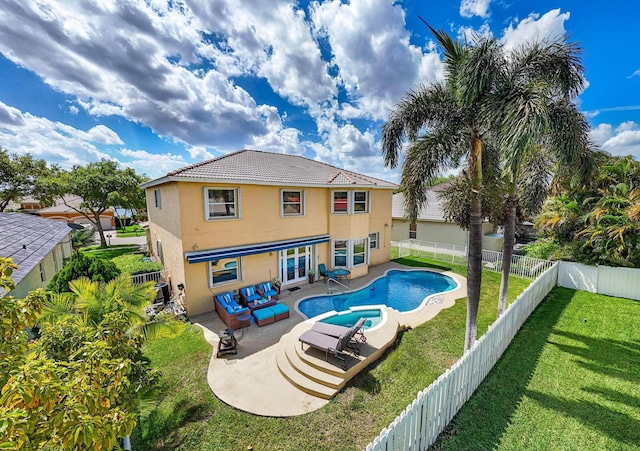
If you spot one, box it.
[391,184,503,251]
[141,149,396,316]
[8,195,115,231]
[0,213,73,298]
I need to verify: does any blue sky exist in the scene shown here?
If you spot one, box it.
[0,0,638,182]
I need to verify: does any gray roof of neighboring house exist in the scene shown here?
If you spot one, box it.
[392,190,447,222]
[141,149,396,189]
[0,213,72,291]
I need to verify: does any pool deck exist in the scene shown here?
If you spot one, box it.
[191,261,466,417]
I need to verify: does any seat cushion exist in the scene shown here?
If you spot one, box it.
[252,308,275,321]
[270,303,290,315]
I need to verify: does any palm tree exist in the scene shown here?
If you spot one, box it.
[41,274,178,340]
[381,25,587,350]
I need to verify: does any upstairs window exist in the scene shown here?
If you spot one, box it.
[332,191,349,214]
[353,191,369,213]
[282,190,305,216]
[205,188,239,220]
[154,189,161,209]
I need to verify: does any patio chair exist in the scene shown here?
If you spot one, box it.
[239,285,261,306]
[298,328,355,371]
[257,281,279,300]
[318,263,335,281]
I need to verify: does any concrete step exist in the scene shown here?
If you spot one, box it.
[284,340,345,389]
[276,341,336,399]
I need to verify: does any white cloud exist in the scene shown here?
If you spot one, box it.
[590,121,640,158]
[187,146,214,160]
[119,148,187,177]
[501,9,570,51]
[629,69,640,78]
[0,101,113,167]
[457,23,493,43]
[460,0,492,19]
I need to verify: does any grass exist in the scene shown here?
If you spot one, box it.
[433,288,640,451]
[116,224,145,237]
[80,244,141,260]
[132,256,531,450]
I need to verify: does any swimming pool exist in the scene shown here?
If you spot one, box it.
[297,269,458,319]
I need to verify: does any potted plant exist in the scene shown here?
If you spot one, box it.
[273,277,282,294]
[308,270,316,284]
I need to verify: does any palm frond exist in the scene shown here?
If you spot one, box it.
[40,292,77,323]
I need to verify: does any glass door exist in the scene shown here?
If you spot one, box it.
[280,245,312,285]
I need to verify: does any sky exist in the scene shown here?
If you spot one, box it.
[0,0,639,183]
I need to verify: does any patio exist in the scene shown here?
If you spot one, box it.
[191,261,466,417]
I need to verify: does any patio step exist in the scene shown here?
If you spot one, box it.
[276,342,338,399]
[283,336,345,389]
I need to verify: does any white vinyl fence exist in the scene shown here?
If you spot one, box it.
[393,239,554,279]
[365,263,560,451]
[130,269,170,286]
[558,261,640,301]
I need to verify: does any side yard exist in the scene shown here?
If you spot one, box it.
[433,287,640,450]
[131,257,531,450]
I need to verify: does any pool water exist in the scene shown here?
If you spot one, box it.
[298,269,457,319]
[320,308,383,329]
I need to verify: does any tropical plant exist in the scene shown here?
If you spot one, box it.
[0,258,159,450]
[381,24,591,348]
[47,251,120,293]
[70,224,95,250]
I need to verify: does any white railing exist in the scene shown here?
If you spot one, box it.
[365,262,559,450]
[393,240,554,279]
[130,269,170,286]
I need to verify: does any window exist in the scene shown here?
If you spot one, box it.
[205,188,239,220]
[409,223,417,239]
[154,189,161,209]
[39,262,46,282]
[352,238,366,266]
[369,232,379,249]
[156,240,164,265]
[209,258,241,287]
[282,190,304,216]
[332,191,349,214]
[53,248,60,272]
[333,240,348,267]
[353,191,369,213]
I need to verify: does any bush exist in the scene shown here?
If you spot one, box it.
[47,252,120,293]
[520,239,561,260]
[112,254,163,275]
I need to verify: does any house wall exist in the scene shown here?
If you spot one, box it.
[148,181,393,316]
[392,219,496,249]
[39,211,115,230]
[10,236,73,299]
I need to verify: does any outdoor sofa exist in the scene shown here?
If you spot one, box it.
[214,292,250,330]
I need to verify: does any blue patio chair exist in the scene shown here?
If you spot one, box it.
[318,263,335,281]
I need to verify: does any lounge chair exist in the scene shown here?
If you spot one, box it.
[311,317,367,352]
[298,329,354,371]
[214,292,250,330]
[318,263,335,281]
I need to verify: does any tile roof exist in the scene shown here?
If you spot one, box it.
[0,213,72,292]
[145,149,396,188]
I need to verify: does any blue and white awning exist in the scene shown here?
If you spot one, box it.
[184,234,330,264]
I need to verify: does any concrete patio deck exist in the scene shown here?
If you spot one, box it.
[191,261,466,417]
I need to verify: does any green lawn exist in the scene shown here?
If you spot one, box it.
[116,224,145,237]
[434,288,640,451]
[81,244,141,260]
[132,257,531,450]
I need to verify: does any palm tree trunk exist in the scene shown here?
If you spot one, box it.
[464,135,483,352]
[498,195,518,316]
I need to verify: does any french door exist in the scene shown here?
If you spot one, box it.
[280,245,312,285]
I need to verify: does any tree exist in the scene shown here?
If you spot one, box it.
[0,147,57,212]
[0,258,159,450]
[43,160,147,246]
[381,25,588,350]
[47,251,120,293]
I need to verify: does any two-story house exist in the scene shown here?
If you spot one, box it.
[141,149,396,316]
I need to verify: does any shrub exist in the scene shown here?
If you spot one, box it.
[520,239,561,260]
[112,254,163,275]
[47,252,120,293]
